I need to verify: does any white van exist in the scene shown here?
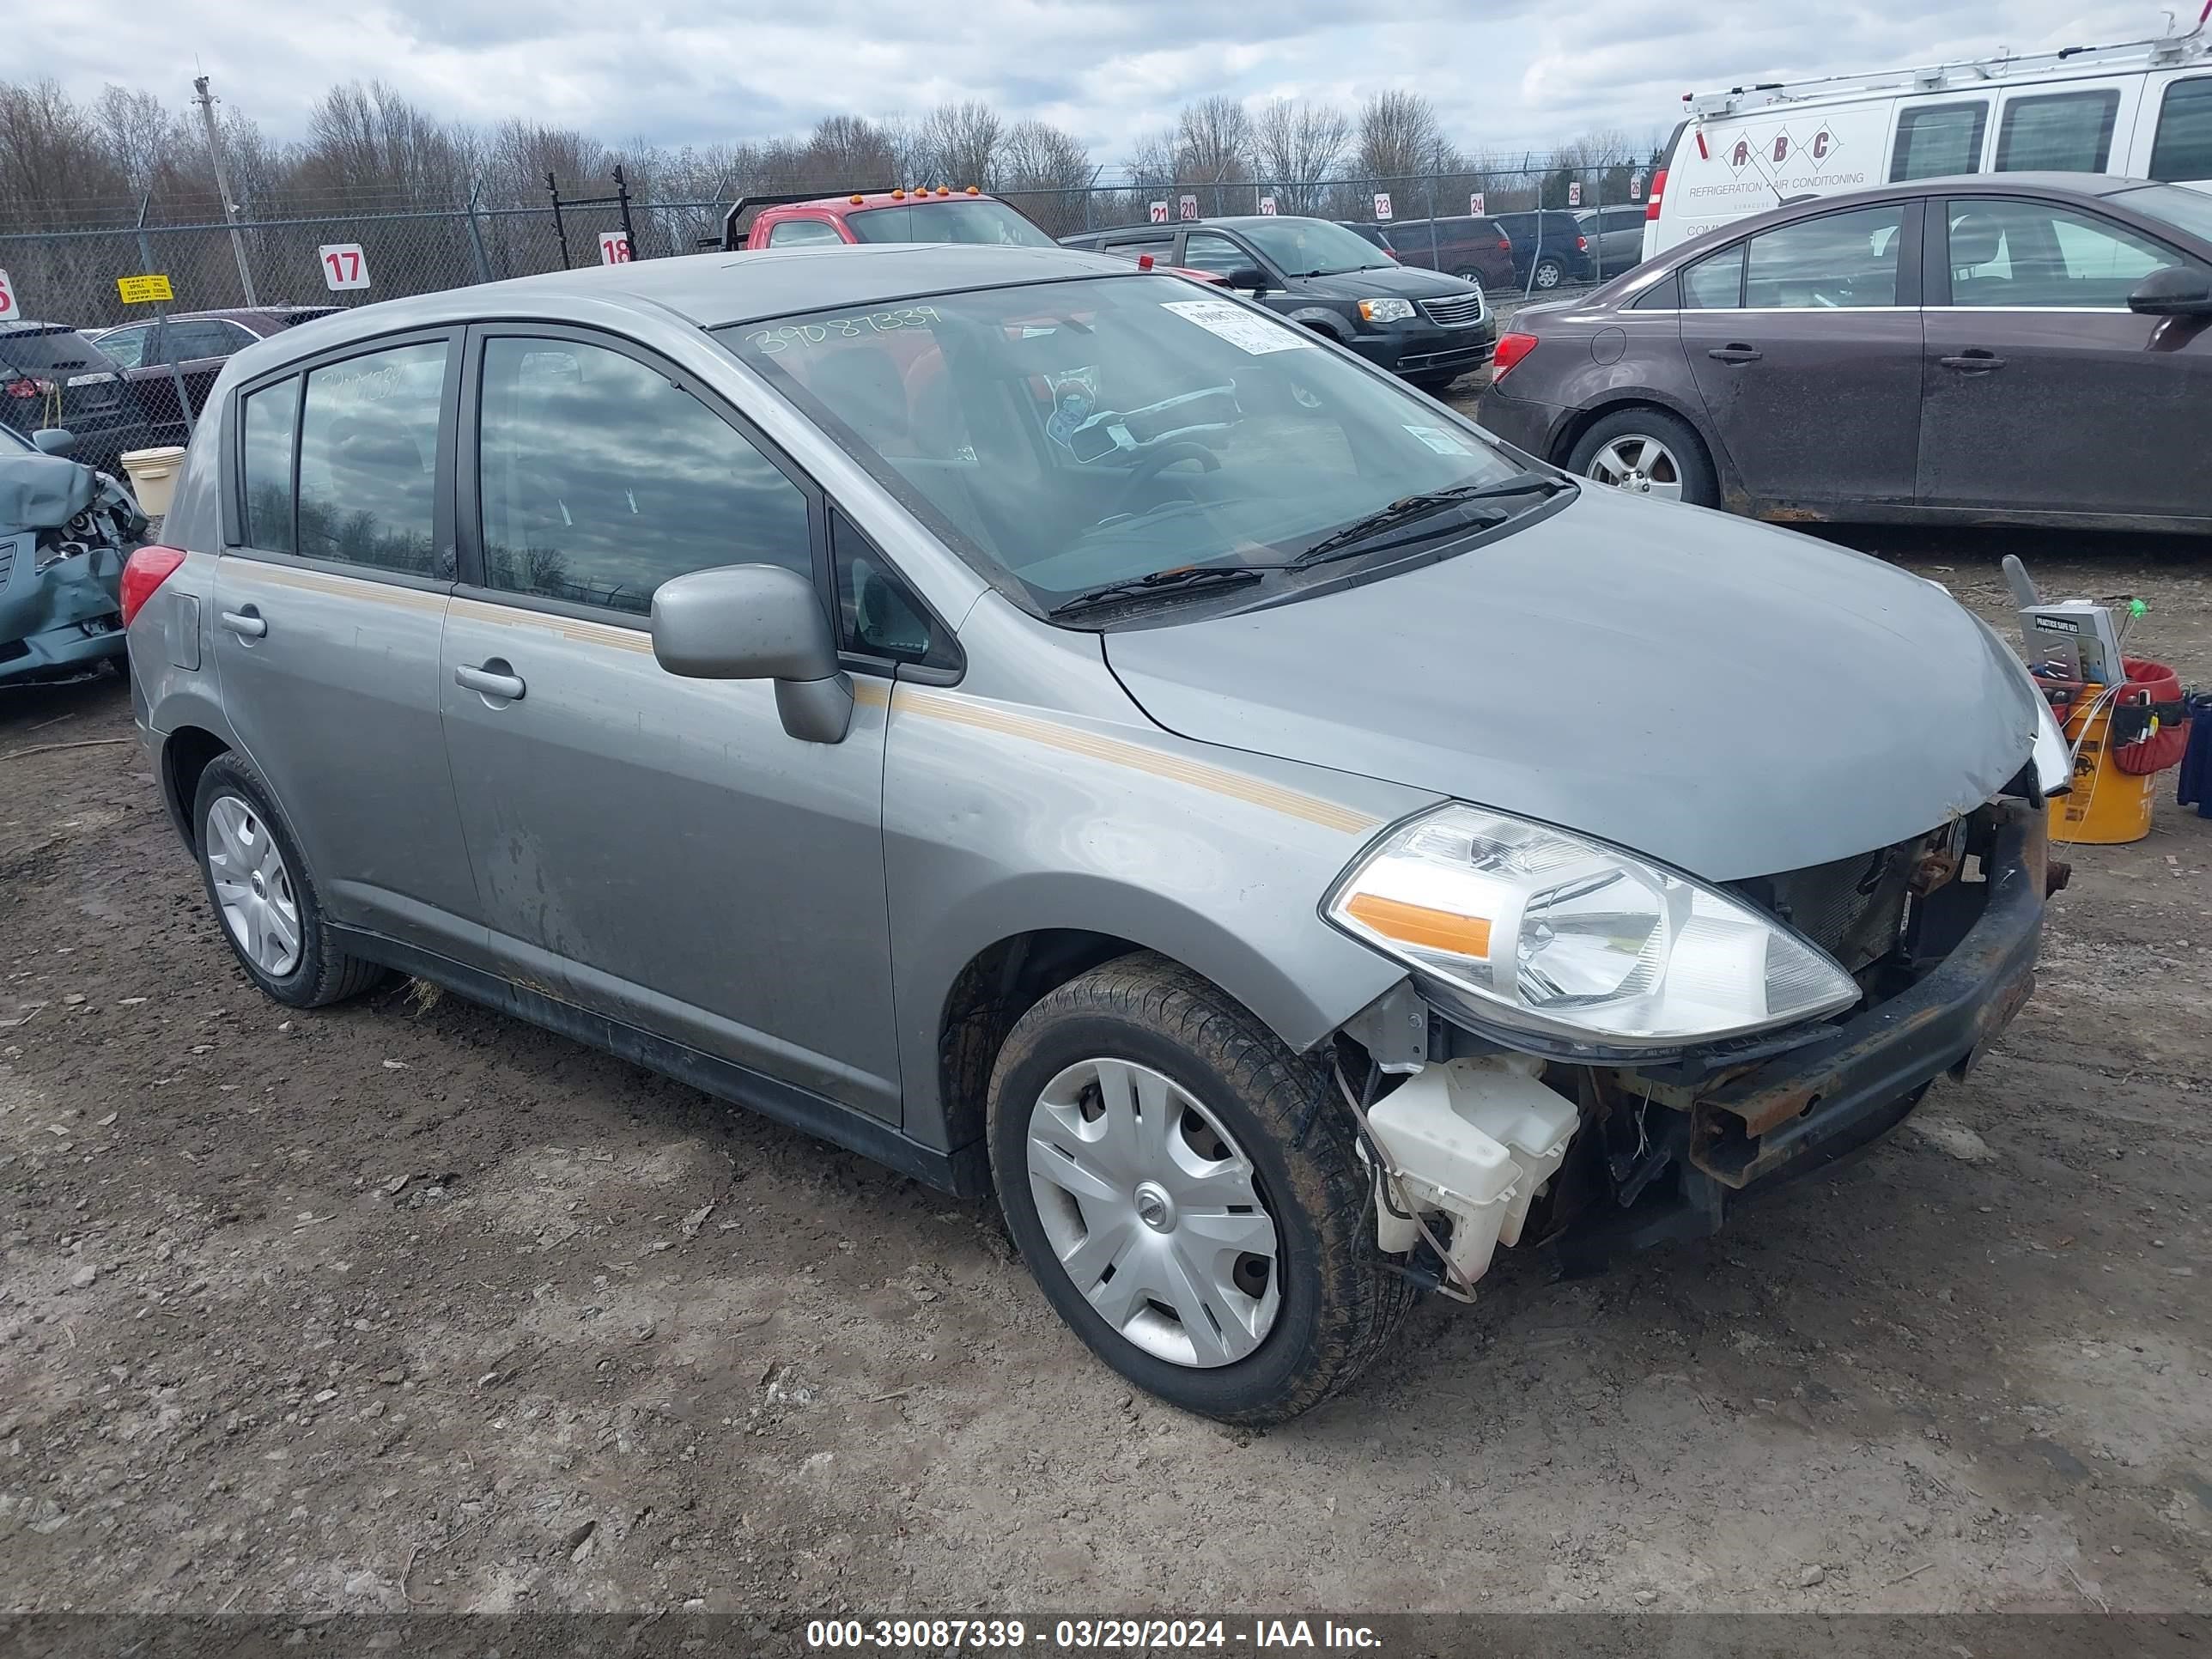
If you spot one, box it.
[1643,21,2212,258]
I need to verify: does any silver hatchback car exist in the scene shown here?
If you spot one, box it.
[123,245,2070,1423]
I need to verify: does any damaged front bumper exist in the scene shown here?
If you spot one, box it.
[0,530,128,685]
[1352,799,2049,1287]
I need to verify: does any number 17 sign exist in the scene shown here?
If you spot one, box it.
[319,243,370,291]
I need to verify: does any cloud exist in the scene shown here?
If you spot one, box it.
[19,0,2178,169]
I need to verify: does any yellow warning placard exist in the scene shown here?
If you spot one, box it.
[117,274,173,305]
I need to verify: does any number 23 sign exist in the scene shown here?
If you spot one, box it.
[319,244,370,291]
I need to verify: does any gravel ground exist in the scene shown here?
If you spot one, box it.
[1,516,2209,1626]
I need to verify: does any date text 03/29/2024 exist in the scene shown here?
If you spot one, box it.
[805,1619,1384,1650]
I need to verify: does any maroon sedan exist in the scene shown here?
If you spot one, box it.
[89,307,340,448]
[1476,173,2212,531]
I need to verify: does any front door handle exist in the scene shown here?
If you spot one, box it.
[218,607,266,639]
[1939,351,2006,373]
[1707,344,1762,364]
[454,661,526,702]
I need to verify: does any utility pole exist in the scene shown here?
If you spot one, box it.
[192,75,259,307]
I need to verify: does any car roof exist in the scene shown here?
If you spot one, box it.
[221,244,1139,363]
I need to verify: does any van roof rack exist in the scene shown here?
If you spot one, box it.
[1681,20,2206,117]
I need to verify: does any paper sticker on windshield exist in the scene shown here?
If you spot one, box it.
[1401,424,1473,455]
[1043,367,1100,449]
[1160,300,1314,356]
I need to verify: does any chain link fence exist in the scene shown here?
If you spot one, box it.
[0,155,1651,467]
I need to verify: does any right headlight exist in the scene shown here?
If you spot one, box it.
[1326,804,1861,1052]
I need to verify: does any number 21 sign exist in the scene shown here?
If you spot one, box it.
[319,244,370,291]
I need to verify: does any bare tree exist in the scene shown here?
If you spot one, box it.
[919,100,1002,190]
[1252,98,1350,212]
[1174,94,1254,213]
[1356,89,1452,183]
[998,118,1095,234]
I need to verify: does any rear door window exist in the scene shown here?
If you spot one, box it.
[1743,205,1905,307]
[1178,233,1251,277]
[475,335,813,616]
[1996,89,2122,172]
[295,339,448,575]
[2149,77,2212,182]
[1891,102,1989,181]
[239,377,300,554]
[1681,243,1746,308]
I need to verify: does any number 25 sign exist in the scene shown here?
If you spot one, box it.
[319,244,370,291]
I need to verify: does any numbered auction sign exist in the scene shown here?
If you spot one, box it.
[1468,191,1486,216]
[1373,192,1393,221]
[598,232,633,265]
[1567,181,1583,207]
[319,244,370,291]
[0,268,18,323]
[1149,201,1169,224]
[1258,197,1277,216]
[1177,195,1198,222]
[1631,172,1645,202]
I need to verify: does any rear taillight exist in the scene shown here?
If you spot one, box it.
[1492,332,1538,378]
[120,544,186,626]
[1576,235,1589,252]
[4,378,45,399]
[1498,237,1511,251]
[1645,168,1668,222]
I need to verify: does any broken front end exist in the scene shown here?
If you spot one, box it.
[0,452,145,686]
[1330,793,2054,1297]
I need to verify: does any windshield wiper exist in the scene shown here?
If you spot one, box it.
[1047,563,1267,619]
[1289,477,1569,568]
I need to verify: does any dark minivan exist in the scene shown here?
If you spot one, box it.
[1351,216,1518,293]
[1060,216,1494,391]
[1487,211,1599,290]
[1478,173,2212,531]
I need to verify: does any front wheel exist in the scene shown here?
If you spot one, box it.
[988,953,1414,1424]
[1565,407,1721,508]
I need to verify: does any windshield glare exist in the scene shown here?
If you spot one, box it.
[1239,217,1395,276]
[722,275,1528,614]
[844,200,1056,247]
[2113,184,2212,246]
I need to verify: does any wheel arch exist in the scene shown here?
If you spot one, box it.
[1551,392,1731,485]
[159,724,233,851]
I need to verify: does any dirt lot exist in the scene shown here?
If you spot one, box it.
[2,524,2209,1627]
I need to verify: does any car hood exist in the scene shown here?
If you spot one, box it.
[1294,264,1481,302]
[1103,489,2042,882]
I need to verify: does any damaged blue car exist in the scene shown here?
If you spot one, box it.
[1,429,146,685]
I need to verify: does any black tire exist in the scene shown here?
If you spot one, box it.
[1565,405,1722,508]
[988,952,1415,1424]
[191,752,391,1009]
[1531,257,1565,289]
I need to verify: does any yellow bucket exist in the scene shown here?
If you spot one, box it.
[2047,699,2157,846]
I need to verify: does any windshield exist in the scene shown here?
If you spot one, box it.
[1238,217,1395,276]
[720,275,1532,616]
[2112,184,2212,247]
[845,200,1056,248]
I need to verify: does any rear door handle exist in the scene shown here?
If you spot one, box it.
[1939,351,2006,373]
[1707,344,1763,364]
[218,607,266,639]
[454,662,526,702]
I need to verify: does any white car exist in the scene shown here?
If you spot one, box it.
[1644,20,2212,258]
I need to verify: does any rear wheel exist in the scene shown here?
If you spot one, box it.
[191,753,391,1008]
[1566,407,1720,508]
[988,953,1414,1424]
[1531,256,1565,290]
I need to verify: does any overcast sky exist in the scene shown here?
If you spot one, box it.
[21,0,2175,165]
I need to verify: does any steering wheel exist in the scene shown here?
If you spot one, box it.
[1109,440,1220,518]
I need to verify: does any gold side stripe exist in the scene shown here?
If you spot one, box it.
[449,595,654,653]
[896,688,1379,836]
[250,562,448,616]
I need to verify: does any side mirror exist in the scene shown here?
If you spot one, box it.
[2128,265,2212,317]
[32,428,75,455]
[1224,266,1270,293]
[650,564,853,744]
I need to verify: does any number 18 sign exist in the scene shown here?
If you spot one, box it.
[319,244,370,291]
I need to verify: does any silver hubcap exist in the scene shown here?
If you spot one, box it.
[206,795,301,977]
[1026,1059,1280,1369]
[1535,264,1560,288]
[1587,434,1685,501]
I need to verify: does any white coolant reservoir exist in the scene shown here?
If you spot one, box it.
[1365,1056,1580,1286]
